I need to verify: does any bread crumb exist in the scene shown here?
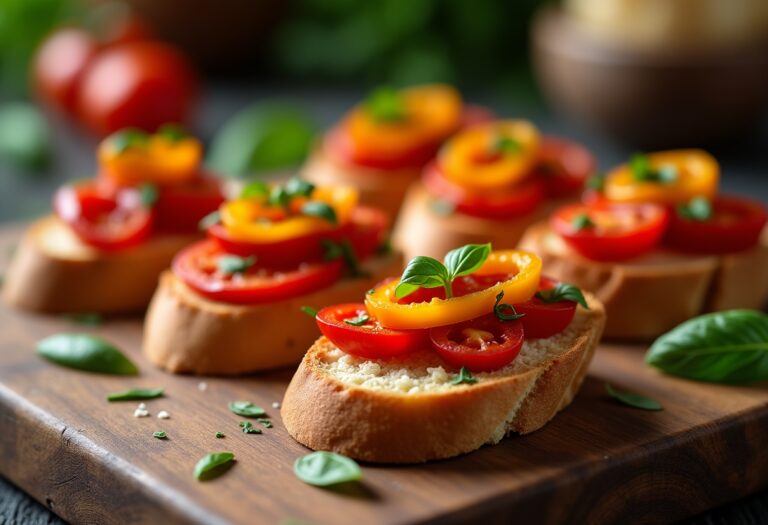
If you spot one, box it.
[271,402,281,409]
[157,410,170,420]
[133,403,150,418]
[197,382,208,392]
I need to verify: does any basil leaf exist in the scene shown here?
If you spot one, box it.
[492,136,521,154]
[365,86,406,122]
[256,418,273,428]
[153,431,168,439]
[451,367,478,385]
[536,283,589,309]
[395,255,449,298]
[107,388,164,402]
[157,124,187,142]
[645,310,768,384]
[301,305,318,318]
[198,210,220,231]
[344,313,369,326]
[217,255,256,275]
[194,452,235,481]
[109,128,148,154]
[138,183,158,207]
[571,213,593,231]
[444,243,491,280]
[229,401,266,417]
[240,180,269,199]
[37,334,138,375]
[285,178,315,198]
[239,421,262,434]
[657,164,678,183]
[630,153,653,181]
[65,313,103,326]
[493,291,525,321]
[268,186,290,208]
[677,196,712,221]
[294,451,362,486]
[215,432,225,438]
[301,201,337,225]
[605,384,662,411]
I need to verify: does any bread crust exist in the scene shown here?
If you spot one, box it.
[301,145,419,217]
[519,221,768,339]
[2,216,198,314]
[142,253,403,375]
[392,183,574,261]
[281,294,605,463]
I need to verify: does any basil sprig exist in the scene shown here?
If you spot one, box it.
[365,86,406,122]
[217,255,256,275]
[677,196,712,221]
[493,291,524,321]
[630,153,678,184]
[194,452,235,481]
[395,243,491,299]
[107,388,164,402]
[294,451,362,487]
[37,334,138,375]
[536,283,589,309]
[605,384,662,411]
[645,310,768,384]
[228,401,267,417]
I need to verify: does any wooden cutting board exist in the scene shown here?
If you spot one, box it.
[1,226,767,525]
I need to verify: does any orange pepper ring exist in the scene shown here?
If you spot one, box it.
[365,250,542,330]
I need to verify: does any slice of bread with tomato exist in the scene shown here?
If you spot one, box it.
[281,291,605,463]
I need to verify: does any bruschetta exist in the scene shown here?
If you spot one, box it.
[282,243,605,463]
[520,149,768,339]
[3,126,224,314]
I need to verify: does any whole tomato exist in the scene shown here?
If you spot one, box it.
[76,41,198,135]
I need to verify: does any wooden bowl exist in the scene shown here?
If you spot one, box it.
[531,8,768,147]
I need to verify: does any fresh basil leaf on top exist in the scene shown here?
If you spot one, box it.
[536,283,589,309]
[157,124,188,142]
[444,243,491,280]
[677,197,712,221]
[240,180,270,199]
[107,387,164,402]
[194,452,235,481]
[37,334,138,375]
[294,451,362,487]
[365,86,406,123]
[492,136,521,154]
[451,367,478,385]
[630,153,677,184]
[605,384,662,411]
[217,255,256,275]
[285,178,315,198]
[645,310,768,384]
[395,243,491,299]
[301,201,337,225]
[229,400,267,417]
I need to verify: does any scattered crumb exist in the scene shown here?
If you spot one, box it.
[138,403,147,409]
[271,402,281,409]
[157,410,170,420]
[198,382,208,392]
[133,404,150,418]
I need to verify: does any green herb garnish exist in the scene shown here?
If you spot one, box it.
[240,180,270,199]
[492,135,521,154]
[239,421,262,434]
[215,431,225,438]
[451,367,478,385]
[256,418,273,429]
[109,128,149,154]
[365,86,406,122]
[153,431,168,439]
[301,201,337,224]
[107,387,164,402]
[268,186,290,208]
[294,451,362,487]
[605,384,663,411]
[301,306,318,318]
[198,210,220,231]
[571,213,594,231]
[493,291,525,321]
[285,178,315,198]
[344,313,370,326]
[157,124,187,142]
[630,153,677,184]
[194,452,235,481]
[677,196,712,221]
[37,334,138,375]
[229,401,267,418]
[138,183,159,207]
[217,255,256,275]
[395,243,491,299]
[535,283,589,309]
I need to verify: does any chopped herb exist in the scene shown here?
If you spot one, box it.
[586,173,605,192]
[217,255,256,275]
[65,313,103,326]
[493,291,525,321]
[239,421,262,434]
[536,283,589,309]
[294,451,362,487]
[344,313,370,326]
[157,124,187,141]
[492,135,521,154]
[301,201,337,224]
[256,418,273,429]
[365,86,406,122]
[300,305,318,318]
[240,180,269,199]
[215,431,225,438]
[430,198,455,216]
[571,213,594,231]
[367,288,376,295]
[677,196,712,221]
[109,128,148,154]
[107,387,164,402]
[451,367,478,385]
[229,401,267,418]
[285,178,315,198]
[138,183,159,207]
[153,431,167,439]
[198,210,221,231]
[606,384,663,411]
[194,452,235,481]
[630,153,677,184]
[395,243,491,299]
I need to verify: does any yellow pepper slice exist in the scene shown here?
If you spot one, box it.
[221,185,358,243]
[438,120,540,190]
[604,149,719,205]
[98,130,202,186]
[365,250,542,330]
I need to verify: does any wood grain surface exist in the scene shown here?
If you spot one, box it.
[1,226,767,525]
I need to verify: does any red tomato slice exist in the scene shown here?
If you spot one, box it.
[533,136,596,198]
[396,273,514,304]
[664,195,767,254]
[154,174,224,234]
[315,303,429,359]
[422,162,545,219]
[551,202,668,262]
[514,276,577,339]
[208,206,388,268]
[429,313,524,372]
[173,240,344,305]
[53,182,154,250]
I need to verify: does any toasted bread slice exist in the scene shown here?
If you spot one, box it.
[142,253,403,375]
[519,221,768,339]
[301,145,419,217]
[281,293,605,463]
[2,216,198,314]
[392,183,573,261]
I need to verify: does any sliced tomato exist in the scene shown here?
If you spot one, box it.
[514,276,577,339]
[173,240,343,305]
[551,203,668,262]
[422,162,544,219]
[315,303,428,359]
[153,175,224,234]
[429,313,524,372]
[664,196,767,254]
[53,182,154,250]
[324,125,437,171]
[534,136,596,198]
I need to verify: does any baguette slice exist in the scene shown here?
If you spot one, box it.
[143,253,402,375]
[519,221,768,339]
[392,182,573,261]
[2,216,198,314]
[282,293,605,463]
[301,145,419,217]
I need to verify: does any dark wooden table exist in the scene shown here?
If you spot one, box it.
[1,81,767,525]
